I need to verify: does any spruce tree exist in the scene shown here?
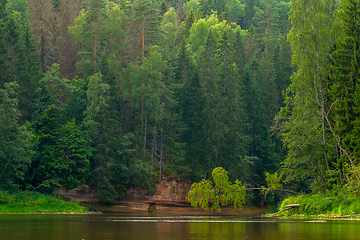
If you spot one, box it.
[329,0,360,177]
[182,70,206,180]
[0,82,35,190]
[198,30,220,177]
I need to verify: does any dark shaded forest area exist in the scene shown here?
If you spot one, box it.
[1,0,359,202]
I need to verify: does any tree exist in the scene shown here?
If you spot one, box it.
[69,0,107,76]
[182,70,207,179]
[198,30,220,177]
[329,0,360,190]
[28,64,73,190]
[58,119,93,189]
[32,63,72,122]
[276,0,338,193]
[28,0,57,72]
[17,19,41,123]
[187,167,246,212]
[159,7,179,64]
[29,105,63,190]
[0,82,35,190]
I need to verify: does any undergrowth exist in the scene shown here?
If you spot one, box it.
[278,194,360,217]
[0,190,88,213]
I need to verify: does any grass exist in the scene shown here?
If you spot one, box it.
[0,190,88,213]
[275,194,360,218]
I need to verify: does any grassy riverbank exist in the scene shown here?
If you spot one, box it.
[274,194,360,218]
[0,190,88,213]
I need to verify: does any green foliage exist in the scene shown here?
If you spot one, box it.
[328,0,360,191]
[261,171,282,193]
[187,167,246,212]
[0,189,88,213]
[0,82,35,190]
[276,0,339,193]
[279,194,360,217]
[0,0,295,202]
[58,119,93,189]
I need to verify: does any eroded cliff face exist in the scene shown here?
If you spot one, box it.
[52,179,192,203]
[52,181,270,214]
[152,180,192,201]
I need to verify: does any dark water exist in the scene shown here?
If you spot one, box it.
[0,214,359,240]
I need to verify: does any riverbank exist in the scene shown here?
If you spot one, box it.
[0,189,271,215]
[270,194,360,219]
[0,190,88,214]
[87,201,272,215]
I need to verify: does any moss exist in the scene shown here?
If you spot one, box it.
[0,190,88,213]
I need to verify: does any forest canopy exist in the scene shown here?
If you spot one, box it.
[1,0,359,202]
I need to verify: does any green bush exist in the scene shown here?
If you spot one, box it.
[279,194,360,217]
[0,190,88,213]
[0,190,15,204]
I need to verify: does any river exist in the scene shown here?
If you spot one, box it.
[0,214,358,240]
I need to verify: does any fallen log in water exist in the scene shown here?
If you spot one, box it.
[270,204,300,216]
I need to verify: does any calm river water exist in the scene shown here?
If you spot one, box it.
[0,214,358,240]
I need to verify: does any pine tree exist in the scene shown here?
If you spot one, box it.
[252,0,280,57]
[69,0,107,76]
[329,0,360,181]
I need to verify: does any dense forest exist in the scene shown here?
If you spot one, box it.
[0,0,359,202]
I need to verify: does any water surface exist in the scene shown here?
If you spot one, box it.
[0,214,358,240]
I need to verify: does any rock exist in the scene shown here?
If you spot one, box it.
[52,185,101,203]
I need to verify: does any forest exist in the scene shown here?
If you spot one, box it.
[0,0,359,203]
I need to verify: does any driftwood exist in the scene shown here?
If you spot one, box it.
[270,204,300,216]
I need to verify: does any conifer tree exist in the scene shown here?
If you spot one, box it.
[0,82,35,190]
[69,0,107,76]
[18,20,41,122]
[329,0,360,185]
[182,70,206,180]
[252,0,280,57]
[241,0,260,29]
[217,30,247,172]
[198,30,220,177]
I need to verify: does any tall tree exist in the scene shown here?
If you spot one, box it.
[276,0,338,192]
[329,0,360,189]
[28,0,57,72]
[69,0,107,76]
[0,82,35,190]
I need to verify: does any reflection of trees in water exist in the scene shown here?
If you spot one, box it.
[155,221,189,240]
[189,221,246,239]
